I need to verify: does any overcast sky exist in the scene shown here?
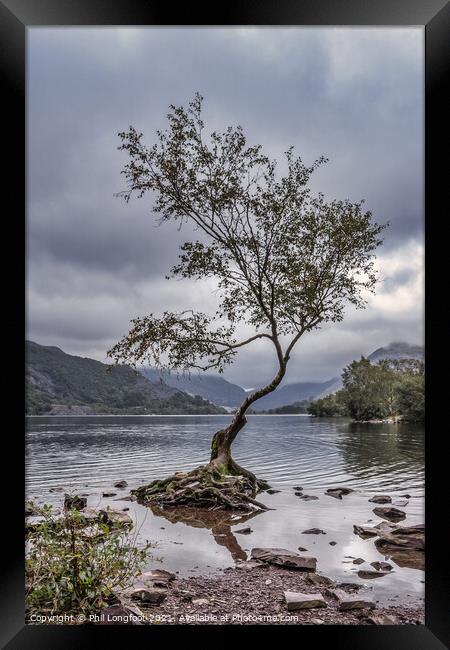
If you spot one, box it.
[27,27,424,388]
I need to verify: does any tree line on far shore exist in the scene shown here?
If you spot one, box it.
[307,357,424,422]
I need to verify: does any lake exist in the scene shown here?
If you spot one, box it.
[25,415,424,606]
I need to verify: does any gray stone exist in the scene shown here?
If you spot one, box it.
[299,495,319,501]
[235,559,265,570]
[251,548,317,571]
[325,487,354,499]
[302,528,326,535]
[352,558,365,565]
[329,541,337,546]
[331,590,376,610]
[102,491,117,497]
[374,524,424,570]
[373,506,406,522]
[266,489,281,494]
[284,591,327,611]
[368,495,392,504]
[129,587,167,604]
[114,480,128,488]
[353,525,378,538]
[367,614,399,625]
[306,573,334,586]
[370,561,393,572]
[191,598,209,606]
[139,569,175,587]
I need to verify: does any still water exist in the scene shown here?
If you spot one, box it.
[25,415,424,606]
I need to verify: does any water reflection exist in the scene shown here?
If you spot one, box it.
[149,505,263,562]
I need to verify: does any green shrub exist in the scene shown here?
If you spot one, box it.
[25,501,156,620]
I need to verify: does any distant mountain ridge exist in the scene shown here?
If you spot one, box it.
[25,341,226,415]
[140,368,247,408]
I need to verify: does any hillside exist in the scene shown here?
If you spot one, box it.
[25,341,227,415]
[250,378,339,412]
[140,368,247,407]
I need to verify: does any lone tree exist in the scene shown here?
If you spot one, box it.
[108,94,386,510]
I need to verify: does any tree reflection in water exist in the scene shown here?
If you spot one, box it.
[148,505,264,562]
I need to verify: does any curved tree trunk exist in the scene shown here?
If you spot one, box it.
[209,363,287,484]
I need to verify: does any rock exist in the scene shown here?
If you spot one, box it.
[401,494,411,499]
[266,489,281,495]
[311,618,325,625]
[335,591,376,611]
[122,507,130,511]
[393,500,409,507]
[99,508,133,528]
[293,486,303,491]
[353,525,378,539]
[352,558,365,565]
[235,527,253,535]
[373,506,406,522]
[284,592,327,611]
[139,569,176,588]
[302,528,326,535]
[114,480,128,488]
[99,604,143,625]
[251,548,317,571]
[129,587,167,604]
[325,487,354,499]
[370,561,393,572]
[299,495,319,501]
[329,541,337,546]
[102,491,117,498]
[294,492,303,497]
[298,547,308,552]
[64,494,87,511]
[374,524,424,570]
[374,521,398,534]
[306,573,334,586]
[49,487,64,493]
[367,614,399,625]
[368,495,392,504]
[191,598,209,606]
[357,570,390,579]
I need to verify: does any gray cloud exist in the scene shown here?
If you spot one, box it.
[27,27,424,387]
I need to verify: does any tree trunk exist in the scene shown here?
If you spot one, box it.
[209,362,287,483]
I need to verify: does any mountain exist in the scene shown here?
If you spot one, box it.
[140,368,247,408]
[25,341,227,415]
[250,378,339,412]
[367,342,424,363]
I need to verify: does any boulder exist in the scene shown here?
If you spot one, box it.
[374,524,424,570]
[368,495,392,504]
[302,528,326,535]
[114,480,128,488]
[251,548,317,571]
[99,508,133,528]
[129,587,167,604]
[325,487,354,500]
[367,614,399,625]
[64,494,87,511]
[235,559,265,570]
[373,506,406,522]
[284,592,327,611]
[330,589,376,611]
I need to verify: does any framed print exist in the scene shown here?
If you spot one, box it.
[1,0,449,647]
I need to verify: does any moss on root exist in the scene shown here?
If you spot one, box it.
[131,464,270,511]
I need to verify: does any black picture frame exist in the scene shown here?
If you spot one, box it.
[2,1,449,647]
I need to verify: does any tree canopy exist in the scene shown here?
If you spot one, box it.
[108,94,386,378]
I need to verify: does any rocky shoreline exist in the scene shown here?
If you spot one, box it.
[105,563,424,625]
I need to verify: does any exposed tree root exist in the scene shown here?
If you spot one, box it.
[131,463,271,511]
